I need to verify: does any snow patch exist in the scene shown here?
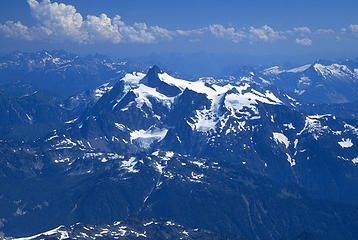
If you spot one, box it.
[25,114,32,121]
[114,123,126,130]
[121,72,146,85]
[263,66,284,75]
[286,153,296,167]
[13,226,69,240]
[153,161,165,174]
[165,151,174,158]
[191,172,204,180]
[65,117,78,124]
[314,63,353,78]
[338,138,353,148]
[120,157,139,173]
[94,85,113,99]
[273,132,290,148]
[130,127,168,148]
[294,139,298,149]
[287,64,312,73]
[191,161,205,168]
[133,84,174,109]
[298,116,325,139]
[298,76,311,86]
[294,89,306,95]
[283,123,295,129]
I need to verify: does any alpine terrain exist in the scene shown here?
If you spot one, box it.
[0,52,358,240]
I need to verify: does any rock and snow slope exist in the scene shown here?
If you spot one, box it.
[2,64,358,240]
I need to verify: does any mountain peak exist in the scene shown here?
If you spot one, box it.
[143,65,164,86]
[143,65,181,97]
[148,65,163,75]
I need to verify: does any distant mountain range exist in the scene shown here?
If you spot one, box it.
[0,50,145,98]
[1,51,358,240]
[222,58,358,103]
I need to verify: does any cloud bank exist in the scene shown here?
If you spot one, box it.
[296,38,313,46]
[0,0,357,47]
[1,0,174,44]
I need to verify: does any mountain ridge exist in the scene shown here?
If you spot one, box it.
[1,54,358,239]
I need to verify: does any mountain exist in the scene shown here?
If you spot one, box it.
[2,148,358,240]
[0,51,147,140]
[218,58,358,104]
[0,89,71,141]
[2,51,358,105]
[45,65,358,202]
[0,50,144,98]
[62,81,117,117]
[259,59,358,103]
[8,218,229,240]
[2,65,358,239]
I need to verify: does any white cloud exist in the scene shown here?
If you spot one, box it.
[0,0,174,44]
[148,25,175,40]
[293,26,311,34]
[249,25,284,41]
[119,22,155,43]
[315,28,335,35]
[28,0,87,42]
[176,27,207,36]
[0,21,33,40]
[296,38,312,46]
[208,24,285,43]
[0,0,353,46]
[84,14,121,43]
[116,22,175,43]
[209,24,245,43]
[120,22,157,43]
[349,24,358,33]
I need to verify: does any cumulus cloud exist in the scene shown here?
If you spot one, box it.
[209,24,246,43]
[176,27,207,36]
[150,26,174,40]
[349,24,358,33]
[207,24,285,43]
[0,0,174,44]
[84,14,122,43]
[249,25,284,42]
[296,38,312,46]
[0,0,354,46]
[315,28,335,35]
[293,26,311,34]
[28,0,87,42]
[0,21,33,40]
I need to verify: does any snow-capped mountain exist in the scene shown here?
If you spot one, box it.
[43,65,294,157]
[2,60,358,240]
[260,59,358,103]
[41,66,358,202]
[219,58,358,104]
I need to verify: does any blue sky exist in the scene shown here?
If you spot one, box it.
[1,0,358,65]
